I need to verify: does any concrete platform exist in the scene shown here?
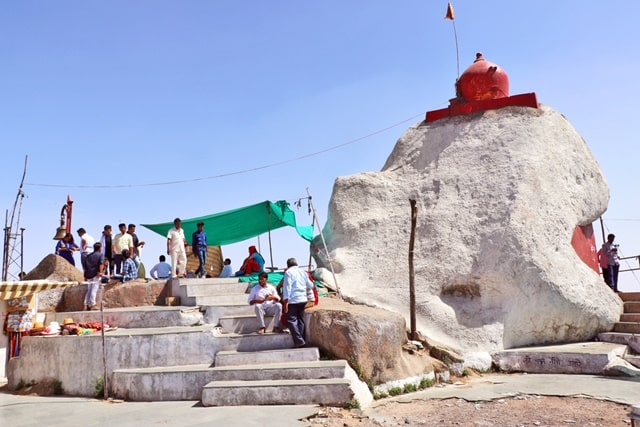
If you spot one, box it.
[43,305,204,329]
[492,342,627,374]
[0,386,318,427]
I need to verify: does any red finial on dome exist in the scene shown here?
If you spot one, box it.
[456,52,509,101]
[425,52,538,122]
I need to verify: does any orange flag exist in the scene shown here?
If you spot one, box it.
[445,2,455,20]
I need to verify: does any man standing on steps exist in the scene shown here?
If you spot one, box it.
[113,223,133,275]
[282,257,315,348]
[77,227,95,271]
[167,217,187,278]
[192,222,208,278]
[602,233,620,292]
[83,242,106,311]
[248,272,283,335]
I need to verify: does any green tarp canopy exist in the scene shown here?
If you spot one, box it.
[141,200,314,246]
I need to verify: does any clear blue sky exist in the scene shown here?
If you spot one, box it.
[2,1,640,289]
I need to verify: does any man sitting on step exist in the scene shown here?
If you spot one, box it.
[248,272,283,334]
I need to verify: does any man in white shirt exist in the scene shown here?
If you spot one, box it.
[77,227,95,271]
[282,257,315,347]
[248,272,283,334]
[167,217,187,278]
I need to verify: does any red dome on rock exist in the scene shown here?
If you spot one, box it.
[456,52,509,101]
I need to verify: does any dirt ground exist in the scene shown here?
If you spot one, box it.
[309,396,632,426]
[5,379,634,426]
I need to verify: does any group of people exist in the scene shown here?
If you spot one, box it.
[247,257,316,348]
[155,217,265,280]
[54,224,146,310]
[598,233,621,292]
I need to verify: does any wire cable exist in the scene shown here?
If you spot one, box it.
[26,112,426,189]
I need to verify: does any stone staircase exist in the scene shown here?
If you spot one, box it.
[104,277,370,406]
[598,291,640,365]
[493,292,640,375]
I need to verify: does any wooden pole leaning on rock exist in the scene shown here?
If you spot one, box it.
[408,199,417,341]
[307,187,342,299]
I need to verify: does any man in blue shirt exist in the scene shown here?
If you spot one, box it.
[111,249,138,282]
[192,222,208,278]
[150,255,172,280]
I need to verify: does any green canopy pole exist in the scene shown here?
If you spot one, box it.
[266,202,275,271]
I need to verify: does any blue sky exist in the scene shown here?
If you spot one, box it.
[2,1,640,289]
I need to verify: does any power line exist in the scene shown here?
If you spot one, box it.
[26,112,426,190]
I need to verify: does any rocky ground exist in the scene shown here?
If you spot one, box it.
[308,396,632,426]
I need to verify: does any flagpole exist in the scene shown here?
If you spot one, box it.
[452,19,460,78]
[445,2,460,79]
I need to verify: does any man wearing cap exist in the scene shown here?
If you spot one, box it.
[192,222,208,278]
[83,242,107,311]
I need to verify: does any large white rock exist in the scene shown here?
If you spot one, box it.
[314,104,622,355]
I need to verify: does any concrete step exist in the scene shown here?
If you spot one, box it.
[624,302,640,313]
[196,294,249,306]
[613,322,640,334]
[620,292,640,302]
[492,342,627,374]
[620,313,640,322]
[185,282,249,297]
[215,348,320,367]
[111,360,349,402]
[210,360,349,382]
[171,277,247,306]
[213,330,296,353]
[218,314,285,334]
[45,306,204,329]
[625,354,640,369]
[204,304,254,324]
[112,364,213,401]
[201,378,354,407]
[597,332,640,353]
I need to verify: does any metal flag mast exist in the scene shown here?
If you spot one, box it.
[2,155,28,281]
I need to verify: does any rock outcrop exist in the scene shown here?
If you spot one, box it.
[23,254,85,311]
[306,297,444,384]
[313,105,622,357]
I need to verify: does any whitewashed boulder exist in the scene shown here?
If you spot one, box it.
[313,105,622,355]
